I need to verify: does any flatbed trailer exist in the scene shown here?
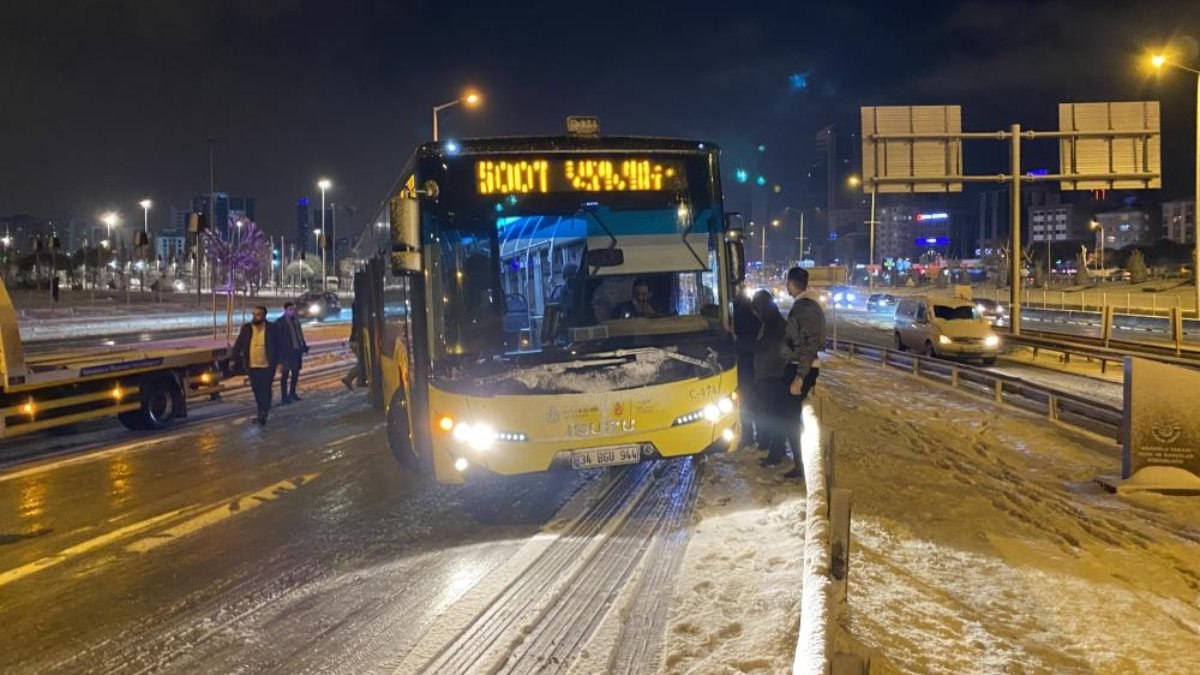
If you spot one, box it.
[0,279,227,439]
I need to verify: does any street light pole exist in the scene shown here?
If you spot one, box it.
[318,179,331,291]
[868,189,877,290]
[140,199,151,233]
[1091,221,1105,275]
[1152,54,1200,317]
[432,91,482,142]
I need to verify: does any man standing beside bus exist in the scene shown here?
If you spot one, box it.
[233,306,280,426]
[779,267,825,479]
[276,301,308,403]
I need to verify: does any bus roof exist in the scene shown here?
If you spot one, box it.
[416,136,720,159]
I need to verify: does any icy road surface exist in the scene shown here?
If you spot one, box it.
[6,335,1189,674]
[820,356,1200,674]
[0,362,810,673]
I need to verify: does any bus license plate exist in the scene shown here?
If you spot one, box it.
[571,445,640,470]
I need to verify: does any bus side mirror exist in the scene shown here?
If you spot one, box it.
[725,212,745,233]
[727,240,746,284]
[389,191,422,275]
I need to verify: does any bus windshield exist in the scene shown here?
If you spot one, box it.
[422,151,727,373]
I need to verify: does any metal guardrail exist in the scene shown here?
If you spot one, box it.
[827,339,1123,442]
[1009,332,1200,374]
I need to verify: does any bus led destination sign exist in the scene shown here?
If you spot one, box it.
[476,157,686,195]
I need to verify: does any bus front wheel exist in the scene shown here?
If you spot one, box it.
[387,387,423,472]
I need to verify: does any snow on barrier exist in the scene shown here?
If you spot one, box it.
[793,401,860,674]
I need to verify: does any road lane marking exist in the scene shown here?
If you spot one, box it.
[0,436,177,484]
[327,428,380,447]
[0,473,319,588]
[125,473,319,554]
[0,507,192,588]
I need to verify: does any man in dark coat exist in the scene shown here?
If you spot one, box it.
[778,267,826,479]
[732,285,761,448]
[751,290,789,466]
[232,305,279,425]
[276,301,308,403]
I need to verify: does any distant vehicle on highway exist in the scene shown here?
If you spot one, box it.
[827,285,858,309]
[866,293,897,313]
[296,290,342,321]
[973,298,1008,326]
[894,295,1000,365]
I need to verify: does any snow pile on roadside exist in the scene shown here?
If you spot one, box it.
[795,403,831,675]
[818,357,1200,674]
[661,450,808,674]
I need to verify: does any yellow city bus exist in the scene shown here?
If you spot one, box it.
[364,121,747,484]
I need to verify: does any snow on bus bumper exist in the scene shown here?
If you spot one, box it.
[427,371,739,481]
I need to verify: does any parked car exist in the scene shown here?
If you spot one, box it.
[296,291,342,321]
[893,295,1000,364]
[866,293,897,313]
[973,298,1008,326]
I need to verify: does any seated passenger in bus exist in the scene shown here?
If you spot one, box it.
[611,277,663,319]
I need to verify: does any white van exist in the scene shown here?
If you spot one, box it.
[893,296,1001,364]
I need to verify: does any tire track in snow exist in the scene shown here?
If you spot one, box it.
[418,459,701,674]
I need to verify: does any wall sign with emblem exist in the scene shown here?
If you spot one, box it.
[1107,357,1200,493]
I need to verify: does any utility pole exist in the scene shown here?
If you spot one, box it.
[1009,124,1022,334]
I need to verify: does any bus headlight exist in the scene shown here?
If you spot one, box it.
[702,404,721,421]
[468,424,496,450]
[451,420,525,449]
[984,334,1001,348]
[717,397,734,414]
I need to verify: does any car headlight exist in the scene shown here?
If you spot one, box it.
[846,293,856,302]
[834,292,844,301]
[984,334,1000,348]
[938,334,953,345]
[976,304,986,313]
[309,303,321,314]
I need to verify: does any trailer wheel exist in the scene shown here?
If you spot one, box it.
[141,375,183,430]
[118,410,146,431]
[387,387,423,472]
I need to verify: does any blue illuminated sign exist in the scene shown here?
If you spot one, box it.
[916,236,950,246]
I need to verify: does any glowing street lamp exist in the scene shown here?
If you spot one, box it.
[139,199,152,233]
[1150,52,1200,316]
[1090,220,1105,274]
[432,89,483,142]
[317,178,331,290]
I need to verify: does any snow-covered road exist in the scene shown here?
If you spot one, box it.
[818,356,1200,674]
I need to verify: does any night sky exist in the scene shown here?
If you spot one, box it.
[2,0,1198,238]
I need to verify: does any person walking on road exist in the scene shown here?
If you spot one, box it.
[750,289,789,467]
[779,267,826,479]
[233,306,279,426]
[342,289,367,391]
[276,301,308,403]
